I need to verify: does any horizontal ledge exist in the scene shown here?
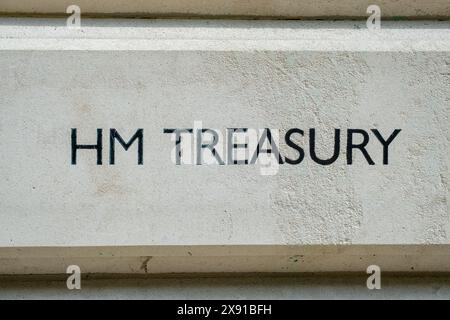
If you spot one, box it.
[1,245,450,274]
[1,274,449,300]
[0,0,449,19]
[0,18,449,52]
[1,245,450,258]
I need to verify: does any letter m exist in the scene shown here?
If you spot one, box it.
[110,129,144,165]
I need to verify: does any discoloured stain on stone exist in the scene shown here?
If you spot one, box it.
[140,256,152,274]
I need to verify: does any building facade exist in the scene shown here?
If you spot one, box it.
[0,1,449,299]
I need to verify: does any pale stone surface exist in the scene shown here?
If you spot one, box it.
[0,18,449,273]
[0,0,449,19]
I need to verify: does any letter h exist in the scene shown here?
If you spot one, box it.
[71,128,103,165]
